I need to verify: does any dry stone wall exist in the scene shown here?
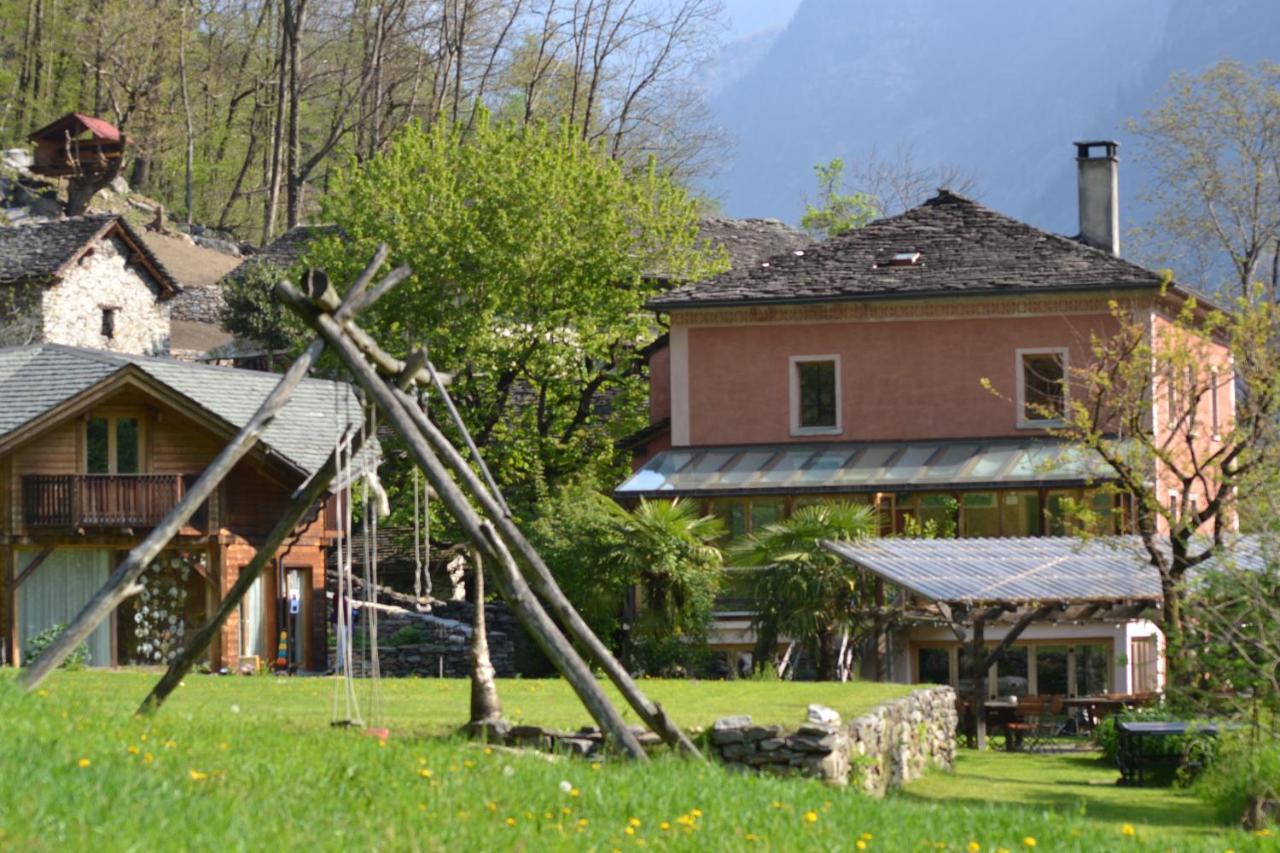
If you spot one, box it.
[369,600,516,678]
[709,686,956,795]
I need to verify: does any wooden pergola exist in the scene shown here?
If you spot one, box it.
[824,536,1164,749]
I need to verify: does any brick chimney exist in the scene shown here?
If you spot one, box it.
[1075,140,1120,256]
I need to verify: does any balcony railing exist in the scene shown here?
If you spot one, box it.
[22,474,207,529]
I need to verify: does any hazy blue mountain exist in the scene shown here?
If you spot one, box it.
[704,0,1279,245]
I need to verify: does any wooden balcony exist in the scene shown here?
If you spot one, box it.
[22,474,208,530]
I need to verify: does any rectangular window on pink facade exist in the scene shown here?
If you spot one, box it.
[797,360,837,428]
[1022,353,1066,421]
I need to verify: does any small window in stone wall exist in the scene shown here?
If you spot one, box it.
[101,307,117,339]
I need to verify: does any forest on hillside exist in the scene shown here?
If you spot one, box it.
[0,0,723,243]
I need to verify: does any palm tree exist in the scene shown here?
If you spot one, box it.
[607,498,725,666]
[732,502,879,681]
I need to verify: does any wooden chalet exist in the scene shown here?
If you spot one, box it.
[27,113,128,180]
[0,344,367,671]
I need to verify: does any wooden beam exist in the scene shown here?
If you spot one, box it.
[972,618,987,751]
[982,604,1056,672]
[137,438,358,715]
[12,546,55,590]
[278,282,649,761]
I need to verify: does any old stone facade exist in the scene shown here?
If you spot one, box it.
[39,235,171,355]
[708,686,957,794]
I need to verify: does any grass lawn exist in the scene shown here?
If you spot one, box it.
[0,671,1267,851]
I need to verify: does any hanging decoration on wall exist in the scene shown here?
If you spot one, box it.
[132,552,203,664]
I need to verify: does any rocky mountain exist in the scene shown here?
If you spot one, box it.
[704,0,1279,245]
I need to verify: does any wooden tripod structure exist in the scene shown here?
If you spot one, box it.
[18,249,699,761]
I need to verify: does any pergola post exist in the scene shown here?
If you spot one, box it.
[972,618,987,751]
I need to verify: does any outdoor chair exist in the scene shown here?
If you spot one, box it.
[1028,694,1074,752]
[1004,696,1044,751]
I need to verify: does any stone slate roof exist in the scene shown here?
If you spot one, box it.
[0,344,366,477]
[0,215,179,295]
[698,217,812,271]
[221,224,342,287]
[650,191,1166,309]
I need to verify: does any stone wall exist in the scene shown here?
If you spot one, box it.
[367,600,517,678]
[170,284,226,323]
[709,686,956,795]
[41,234,171,355]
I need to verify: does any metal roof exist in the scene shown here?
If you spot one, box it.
[615,438,1116,498]
[0,344,366,477]
[823,535,1266,607]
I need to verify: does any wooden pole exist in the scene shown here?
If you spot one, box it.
[17,254,393,690]
[467,550,503,727]
[302,281,699,757]
[972,618,987,751]
[136,437,357,715]
[278,283,648,760]
[387,376,702,757]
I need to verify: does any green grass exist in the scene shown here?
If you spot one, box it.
[0,671,1267,851]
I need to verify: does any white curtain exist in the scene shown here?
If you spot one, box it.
[239,574,265,659]
[19,549,112,666]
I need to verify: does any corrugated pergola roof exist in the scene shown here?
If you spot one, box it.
[823,536,1167,606]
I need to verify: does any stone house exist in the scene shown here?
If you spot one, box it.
[0,216,179,355]
[616,142,1234,697]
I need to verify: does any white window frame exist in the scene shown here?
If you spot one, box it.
[1015,347,1070,429]
[789,355,842,436]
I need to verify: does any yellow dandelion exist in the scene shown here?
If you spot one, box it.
[745,833,758,842]
[860,833,873,841]
[628,818,641,828]
[968,843,981,852]
[1023,838,1037,848]
[164,740,176,749]
[484,747,493,755]
[143,752,155,765]
[127,746,140,755]
[578,818,589,828]
[562,807,573,815]
[856,842,867,851]
[691,809,703,818]
[464,759,476,768]
[418,804,427,812]
[36,689,48,698]
[660,822,671,831]
[592,762,602,771]
[418,768,433,779]
[624,827,635,836]
[77,758,91,768]
[803,810,818,824]
[486,801,498,812]
[1256,829,1273,838]
[570,787,580,798]
[188,769,208,781]
[218,742,229,751]
[1121,824,1136,837]
[505,817,517,827]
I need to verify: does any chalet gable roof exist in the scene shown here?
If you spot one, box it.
[649,191,1166,310]
[0,215,180,297]
[0,344,364,478]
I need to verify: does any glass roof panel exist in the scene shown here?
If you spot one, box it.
[796,448,855,485]
[918,444,981,482]
[878,445,937,484]
[615,449,696,493]
[716,449,780,486]
[965,443,1022,481]
[830,445,899,485]
[757,448,820,485]
[667,449,738,490]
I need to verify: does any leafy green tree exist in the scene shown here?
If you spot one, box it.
[305,114,725,513]
[218,262,307,364]
[530,487,723,674]
[732,502,879,681]
[800,158,879,239]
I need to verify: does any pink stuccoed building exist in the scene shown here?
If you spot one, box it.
[615,142,1237,702]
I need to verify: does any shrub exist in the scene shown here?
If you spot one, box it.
[23,624,91,671]
[1194,733,1280,829]
[385,625,429,647]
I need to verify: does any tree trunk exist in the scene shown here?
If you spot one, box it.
[284,0,307,228]
[468,550,502,725]
[817,627,838,681]
[263,0,288,243]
